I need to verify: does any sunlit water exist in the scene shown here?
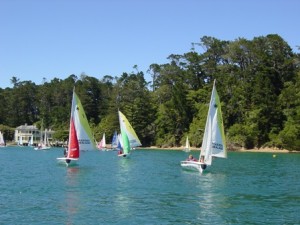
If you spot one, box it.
[0,147,299,224]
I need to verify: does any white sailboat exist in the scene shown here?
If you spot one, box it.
[18,136,23,147]
[97,133,106,150]
[0,131,5,147]
[34,129,51,150]
[117,110,141,157]
[183,136,190,152]
[28,135,34,147]
[181,80,227,173]
[57,88,96,166]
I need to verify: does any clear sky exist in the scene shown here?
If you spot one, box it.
[0,0,299,88]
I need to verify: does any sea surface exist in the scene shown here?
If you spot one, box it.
[0,147,299,225]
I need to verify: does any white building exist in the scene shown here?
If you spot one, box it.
[14,124,54,146]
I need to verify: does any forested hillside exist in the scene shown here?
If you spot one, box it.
[0,34,299,150]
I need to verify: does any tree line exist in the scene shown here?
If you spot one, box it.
[0,34,299,151]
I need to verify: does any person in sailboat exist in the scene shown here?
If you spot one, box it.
[187,155,197,161]
[63,147,68,157]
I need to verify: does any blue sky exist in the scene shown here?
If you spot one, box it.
[0,0,299,88]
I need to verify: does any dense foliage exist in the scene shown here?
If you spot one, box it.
[1,34,299,150]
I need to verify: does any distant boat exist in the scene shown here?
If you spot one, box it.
[57,88,95,166]
[181,80,227,173]
[34,128,51,150]
[18,136,23,147]
[183,136,190,152]
[117,133,123,151]
[28,135,34,147]
[117,110,141,157]
[97,133,106,150]
[0,131,5,147]
[111,131,118,150]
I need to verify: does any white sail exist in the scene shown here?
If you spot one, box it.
[0,131,5,147]
[18,136,23,146]
[28,135,34,146]
[43,130,50,148]
[184,136,190,152]
[97,133,106,149]
[200,80,226,165]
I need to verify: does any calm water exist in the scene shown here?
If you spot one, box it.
[0,147,299,225]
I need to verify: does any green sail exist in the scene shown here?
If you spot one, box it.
[121,129,130,154]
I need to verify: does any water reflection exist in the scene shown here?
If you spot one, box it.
[112,158,134,220]
[194,172,228,224]
[64,167,80,225]
[66,167,80,186]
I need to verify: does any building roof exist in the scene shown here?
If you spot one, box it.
[16,124,39,131]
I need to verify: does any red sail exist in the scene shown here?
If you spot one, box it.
[67,118,80,159]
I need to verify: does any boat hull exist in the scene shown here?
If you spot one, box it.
[118,153,129,158]
[57,157,78,166]
[34,146,51,150]
[180,160,207,173]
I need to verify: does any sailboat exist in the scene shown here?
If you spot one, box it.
[117,133,123,150]
[57,88,96,166]
[18,136,23,147]
[111,131,118,150]
[183,136,190,152]
[0,131,5,147]
[97,133,106,151]
[181,80,227,173]
[28,135,34,147]
[117,110,141,157]
[34,129,51,150]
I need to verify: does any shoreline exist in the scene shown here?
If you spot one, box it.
[140,146,298,153]
[4,143,298,153]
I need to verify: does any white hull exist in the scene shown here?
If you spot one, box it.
[34,146,51,150]
[180,160,207,173]
[57,157,78,166]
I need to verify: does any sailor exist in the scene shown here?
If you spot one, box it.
[188,155,197,161]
